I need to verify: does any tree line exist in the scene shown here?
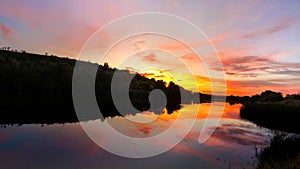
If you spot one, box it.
[239,90,300,134]
[0,49,202,124]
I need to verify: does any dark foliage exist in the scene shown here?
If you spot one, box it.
[0,50,200,124]
[256,133,300,169]
[237,91,300,168]
[240,101,300,134]
[240,90,300,134]
[228,90,284,104]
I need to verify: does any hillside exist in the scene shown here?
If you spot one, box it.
[0,50,204,124]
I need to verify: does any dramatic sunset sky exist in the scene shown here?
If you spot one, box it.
[1,0,300,96]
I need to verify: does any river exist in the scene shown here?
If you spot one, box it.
[0,103,272,169]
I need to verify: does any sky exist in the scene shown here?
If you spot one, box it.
[0,0,300,96]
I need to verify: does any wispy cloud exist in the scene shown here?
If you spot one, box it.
[154,75,166,78]
[158,33,231,51]
[140,73,155,77]
[242,18,295,39]
[180,53,200,62]
[141,52,158,63]
[159,69,173,73]
[216,55,300,77]
[124,66,137,73]
[0,22,13,38]
[137,125,152,136]
[226,77,300,96]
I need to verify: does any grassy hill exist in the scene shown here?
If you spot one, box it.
[0,50,205,124]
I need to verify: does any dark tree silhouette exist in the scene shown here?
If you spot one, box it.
[0,49,199,124]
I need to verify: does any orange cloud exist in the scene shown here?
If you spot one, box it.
[206,48,300,96]
[159,42,188,51]
[138,68,176,85]
[141,52,158,63]
[180,53,201,62]
[209,33,231,44]
[154,75,166,78]
[138,125,152,136]
[140,73,155,77]
[226,79,300,96]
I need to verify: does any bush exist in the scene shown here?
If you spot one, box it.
[256,133,300,169]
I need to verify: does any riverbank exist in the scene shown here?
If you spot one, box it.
[241,102,300,169]
[240,100,300,134]
[255,133,300,169]
[238,91,300,169]
[0,50,206,124]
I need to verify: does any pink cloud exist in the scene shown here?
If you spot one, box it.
[219,55,300,77]
[180,53,201,62]
[0,0,142,58]
[158,33,231,51]
[242,18,295,39]
[141,52,158,63]
[209,47,300,96]
[0,1,45,29]
[0,22,13,38]
[226,78,300,96]
[138,126,152,135]
[209,33,231,44]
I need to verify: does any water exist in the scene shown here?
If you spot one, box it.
[0,103,272,169]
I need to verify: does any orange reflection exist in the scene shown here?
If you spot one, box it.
[107,103,242,139]
[222,103,243,119]
[163,103,242,120]
[155,103,242,121]
[158,109,179,122]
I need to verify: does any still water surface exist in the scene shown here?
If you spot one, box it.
[0,103,272,169]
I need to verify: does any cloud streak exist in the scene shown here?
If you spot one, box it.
[158,33,231,51]
[0,22,13,38]
[226,77,300,96]
[141,52,158,63]
[243,18,295,39]
[217,55,300,77]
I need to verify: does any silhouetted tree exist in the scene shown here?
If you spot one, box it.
[259,90,283,102]
[103,62,109,70]
[0,50,191,124]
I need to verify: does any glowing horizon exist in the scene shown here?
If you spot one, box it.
[1,0,300,96]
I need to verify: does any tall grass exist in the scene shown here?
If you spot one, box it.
[241,100,300,168]
[240,100,300,134]
[256,132,300,169]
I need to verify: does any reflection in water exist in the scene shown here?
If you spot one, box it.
[0,103,271,169]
